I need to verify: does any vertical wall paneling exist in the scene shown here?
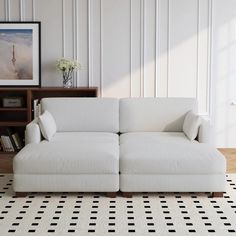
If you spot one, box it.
[168,0,198,97]
[35,0,63,86]
[32,0,35,20]
[19,0,25,21]
[62,0,65,57]
[197,0,210,115]
[78,0,88,87]
[140,0,144,97]
[1,0,233,146]
[196,0,199,102]
[0,0,5,20]
[158,0,169,97]
[24,0,33,21]
[207,0,213,117]
[19,0,23,21]
[167,0,170,97]
[100,0,103,96]
[102,0,130,97]
[7,0,10,21]
[90,0,101,95]
[75,0,79,87]
[130,0,141,97]
[72,0,77,87]
[9,0,20,21]
[144,0,156,97]
[78,0,89,86]
[88,0,93,86]
[130,0,132,97]
[142,0,147,97]
[64,0,73,59]
[0,0,213,115]
[5,0,10,21]
[155,0,159,97]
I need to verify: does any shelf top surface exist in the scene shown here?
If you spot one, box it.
[0,151,17,157]
[0,87,98,91]
[0,107,27,110]
[0,121,28,126]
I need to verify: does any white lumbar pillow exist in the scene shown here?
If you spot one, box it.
[39,110,57,141]
[183,111,201,141]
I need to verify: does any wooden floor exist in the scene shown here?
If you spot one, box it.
[218,148,236,173]
[0,149,235,173]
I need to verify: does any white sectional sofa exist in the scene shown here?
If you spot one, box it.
[13,97,226,197]
[14,98,119,196]
[119,98,226,197]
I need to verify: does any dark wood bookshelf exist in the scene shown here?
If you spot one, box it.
[0,108,28,111]
[0,87,98,172]
[0,153,14,173]
[0,151,17,158]
[28,87,98,120]
[0,121,28,126]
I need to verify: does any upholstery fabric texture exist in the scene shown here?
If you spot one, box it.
[25,119,41,144]
[14,132,119,175]
[183,111,202,140]
[14,97,225,193]
[41,98,119,133]
[120,132,226,175]
[120,174,226,192]
[38,111,57,141]
[198,118,213,144]
[14,174,119,192]
[120,98,197,133]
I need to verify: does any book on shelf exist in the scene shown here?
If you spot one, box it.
[33,99,41,119]
[0,138,4,151]
[6,136,15,152]
[0,128,24,152]
[12,133,23,150]
[6,128,18,151]
[1,136,8,152]
[0,136,14,152]
[0,137,6,152]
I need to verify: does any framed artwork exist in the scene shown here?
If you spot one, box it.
[0,22,41,87]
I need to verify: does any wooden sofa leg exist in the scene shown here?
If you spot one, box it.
[15,192,28,197]
[212,192,224,198]
[106,192,117,198]
[122,192,133,198]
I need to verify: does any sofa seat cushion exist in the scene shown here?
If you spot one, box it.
[14,132,119,175]
[120,132,226,175]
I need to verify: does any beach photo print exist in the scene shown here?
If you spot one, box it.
[0,22,40,87]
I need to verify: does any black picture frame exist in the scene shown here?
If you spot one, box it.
[0,21,41,87]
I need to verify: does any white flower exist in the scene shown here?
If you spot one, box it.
[56,58,81,73]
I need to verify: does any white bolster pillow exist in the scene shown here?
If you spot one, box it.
[198,118,213,145]
[25,119,41,145]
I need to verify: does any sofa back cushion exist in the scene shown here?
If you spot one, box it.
[41,98,119,133]
[120,98,197,132]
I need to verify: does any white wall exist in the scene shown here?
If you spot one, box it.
[212,0,236,147]
[0,0,235,147]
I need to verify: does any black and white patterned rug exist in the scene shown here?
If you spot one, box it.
[0,174,236,235]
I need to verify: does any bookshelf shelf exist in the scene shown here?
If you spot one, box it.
[0,151,17,155]
[0,108,27,111]
[0,121,28,126]
[0,87,98,173]
[0,153,14,173]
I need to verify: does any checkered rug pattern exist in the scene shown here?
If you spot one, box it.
[0,174,236,235]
